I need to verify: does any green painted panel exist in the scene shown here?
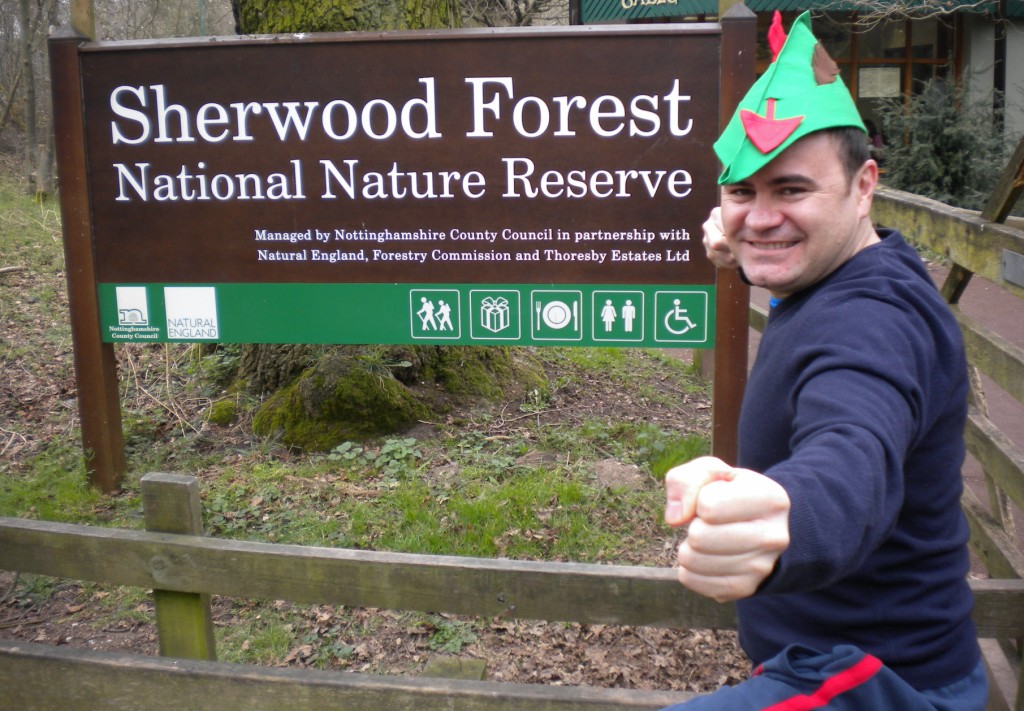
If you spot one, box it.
[99,283,716,348]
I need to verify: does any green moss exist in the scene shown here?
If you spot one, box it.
[433,347,506,398]
[250,346,547,451]
[252,354,428,451]
[208,399,238,426]
[429,347,546,399]
[234,0,455,34]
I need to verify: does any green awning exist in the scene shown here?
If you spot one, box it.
[743,0,1021,13]
[579,0,1021,24]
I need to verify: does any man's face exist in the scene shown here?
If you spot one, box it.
[719,132,879,299]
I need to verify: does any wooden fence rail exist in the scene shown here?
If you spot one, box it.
[2,480,1024,710]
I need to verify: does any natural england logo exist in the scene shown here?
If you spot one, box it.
[164,287,219,340]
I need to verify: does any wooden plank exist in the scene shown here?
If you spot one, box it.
[711,4,755,465]
[48,28,126,492]
[143,473,217,661]
[963,487,1024,580]
[0,640,691,711]
[965,408,1024,517]
[981,135,1024,225]
[970,578,1024,638]
[2,516,1022,634]
[941,263,975,305]
[0,518,737,631]
[979,638,1014,711]
[871,186,1024,301]
[957,309,1024,408]
[748,302,768,334]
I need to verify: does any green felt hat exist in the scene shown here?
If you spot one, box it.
[714,11,866,184]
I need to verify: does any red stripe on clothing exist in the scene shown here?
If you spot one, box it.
[761,655,884,711]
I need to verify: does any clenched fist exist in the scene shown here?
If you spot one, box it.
[703,207,738,270]
[665,457,790,603]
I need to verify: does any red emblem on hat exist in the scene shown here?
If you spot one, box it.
[740,98,804,154]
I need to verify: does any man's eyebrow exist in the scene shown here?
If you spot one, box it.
[768,174,816,186]
[723,174,817,189]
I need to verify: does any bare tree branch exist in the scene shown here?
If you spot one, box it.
[818,0,994,29]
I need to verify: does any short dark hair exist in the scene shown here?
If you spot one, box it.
[825,127,872,185]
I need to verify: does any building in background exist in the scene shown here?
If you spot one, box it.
[571,1,1024,138]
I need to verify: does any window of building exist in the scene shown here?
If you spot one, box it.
[754,12,959,142]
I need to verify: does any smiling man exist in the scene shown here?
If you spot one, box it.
[660,12,987,711]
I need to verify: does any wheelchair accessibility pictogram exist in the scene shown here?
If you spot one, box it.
[654,291,708,344]
[664,298,698,335]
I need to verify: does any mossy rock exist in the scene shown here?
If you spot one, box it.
[385,345,547,400]
[251,346,549,451]
[207,399,238,426]
[252,353,429,451]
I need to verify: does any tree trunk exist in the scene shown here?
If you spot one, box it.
[238,344,317,394]
[232,0,460,34]
[19,0,37,192]
[232,0,460,394]
[228,0,543,452]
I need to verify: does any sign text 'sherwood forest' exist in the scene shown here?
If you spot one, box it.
[75,28,720,346]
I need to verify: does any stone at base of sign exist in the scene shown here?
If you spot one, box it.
[422,656,488,681]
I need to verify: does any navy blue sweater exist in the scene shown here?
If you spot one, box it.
[735,229,979,690]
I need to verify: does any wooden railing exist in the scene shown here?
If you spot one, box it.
[866,160,1024,710]
[2,472,1024,709]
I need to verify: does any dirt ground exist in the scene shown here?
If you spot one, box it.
[0,257,749,695]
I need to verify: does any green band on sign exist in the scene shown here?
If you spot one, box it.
[100,283,716,348]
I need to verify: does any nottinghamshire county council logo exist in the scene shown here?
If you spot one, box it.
[164,287,220,340]
[109,286,161,341]
[116,286,149,326]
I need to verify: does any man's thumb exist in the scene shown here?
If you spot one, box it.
[664,457,736,527]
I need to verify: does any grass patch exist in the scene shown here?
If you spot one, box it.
[0,445,102,522]
[200,442,660,564]
[216,601,300,665]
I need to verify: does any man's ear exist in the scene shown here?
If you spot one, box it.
[855,159,879,219]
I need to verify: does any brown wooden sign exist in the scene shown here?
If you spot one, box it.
[51,14,756,491]
[79,27,720,286]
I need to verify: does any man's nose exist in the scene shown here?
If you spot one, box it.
[745,197,785,232]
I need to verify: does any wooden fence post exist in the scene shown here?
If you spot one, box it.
[142,473,217,661]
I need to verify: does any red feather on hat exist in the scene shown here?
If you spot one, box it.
[768,11,786,62]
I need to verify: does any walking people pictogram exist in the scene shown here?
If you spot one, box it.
[410,290,461,340]
[417,297,437,331]
[437,300,453,332]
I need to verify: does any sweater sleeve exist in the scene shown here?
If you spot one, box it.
[748,293,934,594]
